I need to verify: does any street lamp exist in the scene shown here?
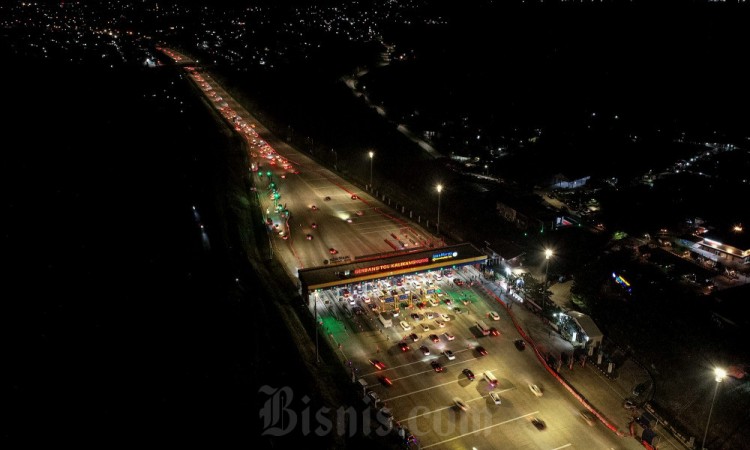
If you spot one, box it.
[701,367,726,450]
[436,184,443,235]
[368,151,374,189]
[543,249,553,310]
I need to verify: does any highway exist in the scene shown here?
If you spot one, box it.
[161,47,645,450]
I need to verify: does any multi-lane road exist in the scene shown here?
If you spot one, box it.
[313,269,638,449]
[161,47,644,450]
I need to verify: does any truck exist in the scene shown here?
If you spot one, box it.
[379,312,393,328]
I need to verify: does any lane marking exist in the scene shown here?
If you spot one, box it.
[420,411,539,449]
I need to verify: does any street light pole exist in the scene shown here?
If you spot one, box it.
[368,151,374,189]
[544,249,553,311]
[436,184,443,235]
[702,368,726,450]
[314,291,320,364]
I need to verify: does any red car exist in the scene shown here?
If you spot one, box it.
[476,346,488,356]
[311,222,317,229]
[489,327,500,336]
[370,359,386,370]
[398,342,410,352]
[431,361,444,372]
[329,248,338,255]
[378,376,393,387]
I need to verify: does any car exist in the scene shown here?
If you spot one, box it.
[453,397,469,411]
[324,196,331,201]
[415,301,426,309]
[623,400,637,410]
[410,313,420,321]
[378,376,393,387]
[435,320,446,328]
[370,359,386,370]
[440,313,451,322]
[419,322,430,331]
[444,298,452,306]
[514,339,526,351]
[346,218,353,223]
[329,248,338,255]
[351,194,358,200]
[529,384,543,397]
[306,234,313,240]
[425,311,435,319]
[580,410,596,426]
[444,350,456,360]
[462,369,475,380]
[489,392,502,405]
[419,345,430,355]
[531,417,546,430]
[476,346,488,356]
[453,307,463,314]
[355,210,364,216]
[443,332,455,341]
[489,327,500,336]
[409,333,419,342]
[311,222,318,229]
[453,278,464,286]
[488,311,500,321]
[399,321,412,331]
[431,361,444,372]
[429,334,440,343]
[311,205,318,211]
[398,342,410,352]
[366,390,380,404]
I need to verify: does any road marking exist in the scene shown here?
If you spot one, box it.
[420,411,539,449]
[550,444,573,450]
[395,388,516,421]
[381,370,508,399]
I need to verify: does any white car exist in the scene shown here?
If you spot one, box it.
[421,323,430,332]
[400,321,412,331]
[443,349,456,360]
[440,313,451,322]
[425,311,435,319]
[489,392,502,405]
[443,332,455,341]
[489,311,500,321]
[529,384,543,397]
[435,320,446,328]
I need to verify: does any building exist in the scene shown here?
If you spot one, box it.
[556,310,604,349]
[694,224,750,266]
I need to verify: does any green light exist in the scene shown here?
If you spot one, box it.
[266,171,271,177]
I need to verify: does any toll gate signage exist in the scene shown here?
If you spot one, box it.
[353,257,430,276]
[431,251,458,262]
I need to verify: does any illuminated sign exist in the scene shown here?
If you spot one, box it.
[612,272,632,293]
[354,257,430,276]
[432,251,458,262]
